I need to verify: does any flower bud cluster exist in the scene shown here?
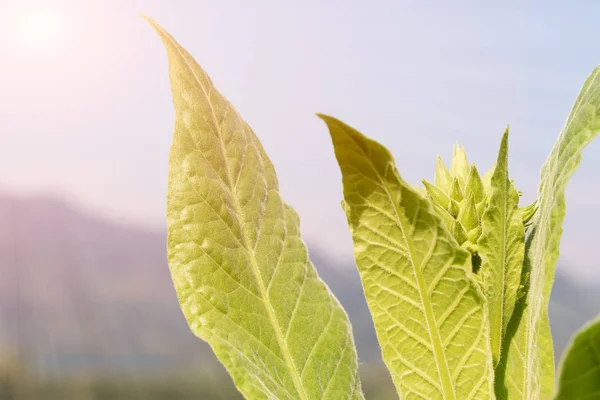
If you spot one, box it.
[422,144,488,256]
[423,144,536,261]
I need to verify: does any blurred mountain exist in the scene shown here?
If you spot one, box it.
[0,192,596,380]
[0,193,207,378]
[0,193,379,380]
[549,270,600,360]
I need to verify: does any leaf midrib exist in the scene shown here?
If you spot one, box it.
[345,131,456,400]
[155,22,309,400]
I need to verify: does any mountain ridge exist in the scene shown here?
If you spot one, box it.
[0,193,595,377]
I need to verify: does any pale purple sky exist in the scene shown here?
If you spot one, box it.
[1,0,600,282]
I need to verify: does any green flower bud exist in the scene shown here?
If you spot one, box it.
[482,163,495,193]
[452,220,467,245]
[451,143,470,189]
[435,156,453,193]
[422,143,531,270]
[466,164,485,203]
[476,196,488,217]
[450,178,464,202]
[458,194,478,231]
[433,203,455,229]
[467,226,482,243]
[448,199,460,218]
[423,179,451,209]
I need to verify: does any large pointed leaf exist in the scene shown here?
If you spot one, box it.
[555,315,600,399]
[146,18,363,400]
[478,128,525,366]
[320,115,495,400]
[496,66,600,400]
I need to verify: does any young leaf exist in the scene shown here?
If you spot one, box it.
[496,66,600,400]
[555,315,600,399]
[477,128,525,366]
[146,18,363,400]
[319,115,495,400]
[520,200,538,226]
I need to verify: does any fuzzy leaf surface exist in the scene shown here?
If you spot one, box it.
[478,129,525,366]
[147,18,363,400]
[321,115,494,400]
[496,66,600,400]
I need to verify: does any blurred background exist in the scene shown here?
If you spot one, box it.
[1,1,600,399]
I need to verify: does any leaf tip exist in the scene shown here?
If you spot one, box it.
[141,15,173,46]
[316,113,335,130]
[316,113,349,135]
[497,126,510,161]
[140,14,159,29]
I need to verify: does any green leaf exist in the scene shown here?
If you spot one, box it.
[555,315,600,399]
[319,115,495,400]
[477,128,525,366]
[146,18,363,400]
[496,66,600,400]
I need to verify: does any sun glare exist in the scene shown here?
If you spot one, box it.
[13,8,66,52]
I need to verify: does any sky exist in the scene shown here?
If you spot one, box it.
[1,0,600,283]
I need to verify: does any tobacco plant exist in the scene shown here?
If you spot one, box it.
[146,16,600,400]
